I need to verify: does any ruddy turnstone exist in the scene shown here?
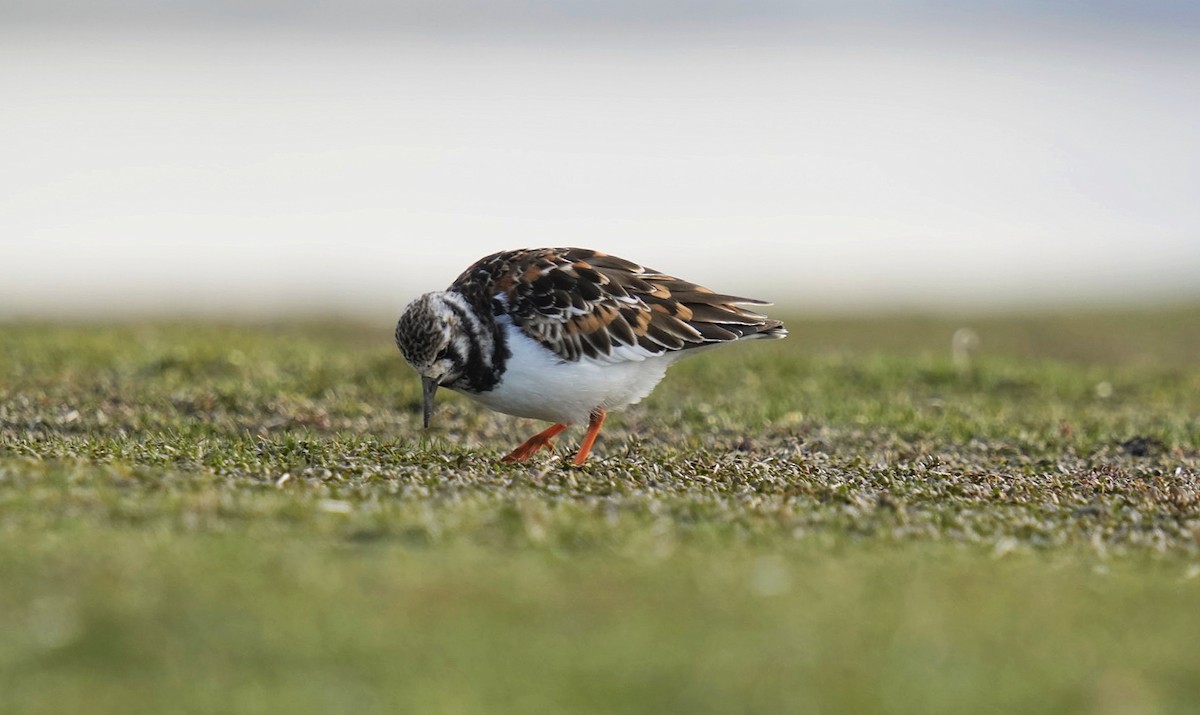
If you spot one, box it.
[395,248,786,464]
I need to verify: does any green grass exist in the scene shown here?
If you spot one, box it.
[2,309,1199,714]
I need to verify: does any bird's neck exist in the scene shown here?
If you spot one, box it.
[440,290,510,393]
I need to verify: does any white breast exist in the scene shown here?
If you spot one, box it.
[459,317,676,425]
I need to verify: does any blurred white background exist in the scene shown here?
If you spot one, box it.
[2,1,1198,317]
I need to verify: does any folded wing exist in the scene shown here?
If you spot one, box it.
[452,247,786,364]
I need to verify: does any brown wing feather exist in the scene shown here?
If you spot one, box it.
[450,247,786,363]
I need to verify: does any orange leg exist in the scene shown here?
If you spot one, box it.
[501,423,569,463]
[572,408,607,466]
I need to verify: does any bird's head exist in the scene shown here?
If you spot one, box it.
[395,291,472,427]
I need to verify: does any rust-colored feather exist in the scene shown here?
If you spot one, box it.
[449,247,786,362]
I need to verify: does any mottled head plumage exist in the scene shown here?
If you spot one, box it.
[396,290,508,427]
[395,292,457,380]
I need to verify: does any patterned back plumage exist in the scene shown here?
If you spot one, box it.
[449,247,786,363]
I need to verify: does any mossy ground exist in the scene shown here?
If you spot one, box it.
[2,309,1199,714]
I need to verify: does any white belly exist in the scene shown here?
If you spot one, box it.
[459,321,675,424]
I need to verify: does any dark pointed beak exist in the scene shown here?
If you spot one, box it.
[421,376,439,429]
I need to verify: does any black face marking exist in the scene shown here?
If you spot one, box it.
[438,293,508,394]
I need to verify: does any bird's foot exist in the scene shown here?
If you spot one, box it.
[571,408,607,466]
[501,423,569,463]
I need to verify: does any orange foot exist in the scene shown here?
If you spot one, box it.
[501,423,569,463]
[572,408,607,466]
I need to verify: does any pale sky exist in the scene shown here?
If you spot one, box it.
[2,5,1198,316]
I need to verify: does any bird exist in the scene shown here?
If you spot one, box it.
[394,247,786,465]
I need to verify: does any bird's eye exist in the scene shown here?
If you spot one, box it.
[435,347,449,362]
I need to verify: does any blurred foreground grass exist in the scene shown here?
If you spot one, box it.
[2,308,1199,714]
